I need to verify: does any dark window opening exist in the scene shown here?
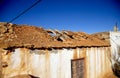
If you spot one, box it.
[69,35,74,39]
[57,37,63,42]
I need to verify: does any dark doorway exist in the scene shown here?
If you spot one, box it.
[71,58,85,78]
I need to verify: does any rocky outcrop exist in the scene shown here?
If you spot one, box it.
[0,22,15,36]
[0,22,17,48]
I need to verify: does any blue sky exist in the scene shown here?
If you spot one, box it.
[0,0,120,34]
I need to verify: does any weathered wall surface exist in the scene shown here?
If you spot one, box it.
[86,47,116,78]
[110,32,120,62]
[2,47,115,78]
[110,32,120,77]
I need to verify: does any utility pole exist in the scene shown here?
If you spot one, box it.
[114,23,119,32]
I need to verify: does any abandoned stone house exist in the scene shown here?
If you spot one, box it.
[0,22,117,78]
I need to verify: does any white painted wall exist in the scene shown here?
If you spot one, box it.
[110,32,120,69]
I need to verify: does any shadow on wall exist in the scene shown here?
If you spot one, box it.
[102,72,117,78]
[10,74,40,78]
[111,46,120,78]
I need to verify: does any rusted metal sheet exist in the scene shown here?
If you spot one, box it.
[1,47,116,78]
